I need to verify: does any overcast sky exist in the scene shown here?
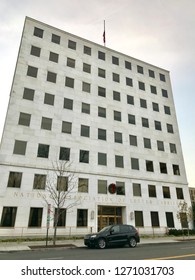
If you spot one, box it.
[0,0,194,188]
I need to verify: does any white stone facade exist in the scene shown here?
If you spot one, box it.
[0,17,191,237]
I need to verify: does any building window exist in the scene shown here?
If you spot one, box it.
[28,208,43,227]
[133,183,141,196]
[68,40,76,50]
[176,188,184,199]
[144,138,151,149]
[49,51,59,63]
[115,155,124,168]
[33,27,44,38]
[82,102,90,114]
[160,162,167,174]
[51,33,60,44]
[154,120,162,131]
[151,212,160,227]
[80,150,89,163]
[30,45,41,57]
[113,73,120,83]
[138,81,145,90]
[18,112,31,126]
[159,73,166,82]
[33,174,46,190]
[98,107,106,118]
[0,207,17,227]
[98,180,107,194]
[148,185,156,197]
[164,106,171,115]
[135,211,144,227]
[129,135,137,146]
[13,140,27,155]
[116,181,125,195]
[113,91,120,101]
[65,77,74,88]
[37,144,49,158]
[128,114,136,125]
[78,178,88,193]
[54,209,66,227]
[47,71,57,83]
[162,89,168,98]
[112,56,119,65]
[98,68,106,78]
[57,176,68,192]
[166,212,175,228]
[84,45,91,55]
[152,102,159,112]
[114,111,121,121]
[142,117,149,128]
[173,164,180,175]
[98,86,106,97]
[23,87,35,100]
[7,172,22,188]
[179,213,188,228]
[131,158,139,170]
[82,82,91,93]
[126,77,133,87]
[98,51,105,60]
[77,209,88,227]
[67,57,75,68]
[140,98,147,108]
[125,61,131,70]
[98,128,106,140]
[59,147,70,161]
[64,98,73,110]
[167,123,174,133]
[146,160,154,172]
[170,143,177,154]
[27,66,38,78]
[98,153,107,166]
[137,65,144,74]
[127,95,134,105]
[150,85,157,94]
[157,140,164,151]
[83,63,91,73]
[62,121,72,134]
[149,69,155,78]
[114,132,123,143]
[81,125,90,137]
[44,93,55,105]
[41,117,52,130]
[163,186,171,198]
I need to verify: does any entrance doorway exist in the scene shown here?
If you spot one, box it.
[98,206,123,231]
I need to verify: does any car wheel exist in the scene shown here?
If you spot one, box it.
[129,237,137,248]
[98,238,106,249]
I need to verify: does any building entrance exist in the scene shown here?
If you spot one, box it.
[98,206,123,231]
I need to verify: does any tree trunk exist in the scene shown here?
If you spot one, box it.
[53,208,59,245]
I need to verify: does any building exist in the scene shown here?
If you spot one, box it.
[0,17,191,237]
[189,188,195,204]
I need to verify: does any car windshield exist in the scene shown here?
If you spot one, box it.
[98,225,112,233]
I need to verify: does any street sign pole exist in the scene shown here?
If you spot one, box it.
[46,204,51,247]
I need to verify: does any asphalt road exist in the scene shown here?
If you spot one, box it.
[0,241,195,260]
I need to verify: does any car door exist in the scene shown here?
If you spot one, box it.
[119,225,129,244]
[107,225,121,246]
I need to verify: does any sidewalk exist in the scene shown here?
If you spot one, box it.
[0,236,194,252]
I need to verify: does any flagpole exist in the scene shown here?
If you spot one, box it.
[103,20,106,47]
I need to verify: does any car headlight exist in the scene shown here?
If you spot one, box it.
[90,234,97,238]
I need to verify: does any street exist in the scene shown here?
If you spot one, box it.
[0,241,195,260]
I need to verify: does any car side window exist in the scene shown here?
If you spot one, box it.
[111,225,120,234]
[120,225,129,232]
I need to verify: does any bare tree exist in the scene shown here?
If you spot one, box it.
[176,200,193,238]
[41,160,80,245]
